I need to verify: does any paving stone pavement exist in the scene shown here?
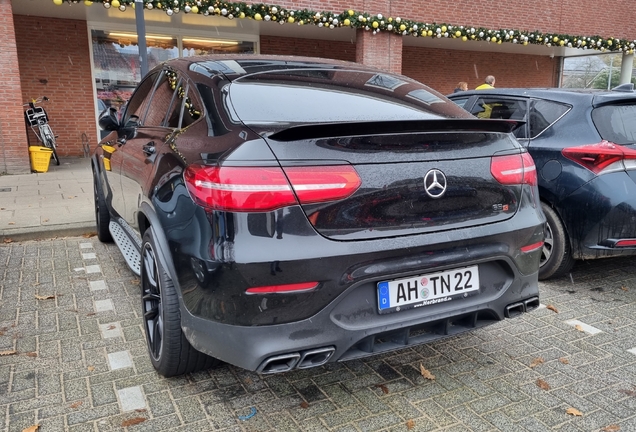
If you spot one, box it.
[2,237,636,431]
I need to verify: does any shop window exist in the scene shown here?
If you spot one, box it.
[92,30,178,114]
[182,38,255,56]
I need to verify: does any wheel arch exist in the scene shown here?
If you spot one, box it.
[138,201,179,289]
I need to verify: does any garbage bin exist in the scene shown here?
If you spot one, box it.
[29,146,53,173]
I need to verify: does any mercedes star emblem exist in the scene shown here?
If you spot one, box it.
[424,169,447,199]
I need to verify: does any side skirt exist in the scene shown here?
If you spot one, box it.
[109,218,142,276]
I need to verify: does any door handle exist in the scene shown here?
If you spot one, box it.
[143,141,156,156]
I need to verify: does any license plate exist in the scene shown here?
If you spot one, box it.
[377,265,479,314]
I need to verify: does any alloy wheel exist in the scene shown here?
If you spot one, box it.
[540,221,554,267]
[142,243,164,361]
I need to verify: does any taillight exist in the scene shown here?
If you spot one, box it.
[184,164,361,212]
[282,165,361,204]
[490,152,537,186]
[562,140,636,174]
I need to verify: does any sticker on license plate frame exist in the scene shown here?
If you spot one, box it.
[377,265,480,314]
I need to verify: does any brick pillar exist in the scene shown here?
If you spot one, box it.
[355,29,403,75]
[0,0,29,174]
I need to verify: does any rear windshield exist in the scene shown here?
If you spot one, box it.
[227,69,472,125]
[592,104,636,144]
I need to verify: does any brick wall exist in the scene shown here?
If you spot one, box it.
[356,29,402,74]
[403,47,558,95]
[260,35,356,61]
[14,15,96,159]
[0,1,29,174]
[261,35,557,93]
[273,0,636,39]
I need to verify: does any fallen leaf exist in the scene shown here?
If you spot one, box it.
[121,418,146,427]
[82,232,97,238]
[376,384,389,394]
[69,401,83,409]
[529,357,544,368]
[107,325,115,330]
[22,425,39,432]
[559,357,569,364]
[0,331,3,336]
[574,324,585,332]
[566,407,583,416]
[42,219,49,223]
[135,409,147,413]
[619,389,636,397]
[25,352,37,358]
[299,401,309,409]
[546,304,559,313]
[130,279,140,285]
[601,425,620,432]
[3,238,12,243]
[406,419,416,430]
[0,350,17,356]
[68,196,75,199]
[87,366,95,372]
[34,294,55,300]
[620,286,628,291]
[8,222,14,225]
[536,378,550,390]
[86,312,96,316]
[419,364,435,380]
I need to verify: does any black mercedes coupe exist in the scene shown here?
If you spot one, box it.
[93,55,544,376]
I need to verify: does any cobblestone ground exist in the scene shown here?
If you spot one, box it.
[2,237,636,432]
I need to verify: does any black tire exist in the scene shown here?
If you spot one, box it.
[44,136,60,166]
[51,146,60,166]
[539,202,575,280]
[93,171,112,243]
[141,229,219,377]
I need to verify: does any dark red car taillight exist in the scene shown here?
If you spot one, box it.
[562,140,636,174]
[184,164,361,212]
[490,152,537,186]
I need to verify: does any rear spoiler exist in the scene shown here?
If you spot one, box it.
[268,118,523,142]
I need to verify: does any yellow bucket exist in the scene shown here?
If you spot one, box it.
[29,146,53,173]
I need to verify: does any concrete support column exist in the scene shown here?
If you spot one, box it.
[355,29,403,74]
[0,0,30,173]
[620,52,634,85]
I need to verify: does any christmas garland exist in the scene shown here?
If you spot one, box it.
[54,0,636,54]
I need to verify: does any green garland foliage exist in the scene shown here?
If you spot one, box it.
[57,0,636,54]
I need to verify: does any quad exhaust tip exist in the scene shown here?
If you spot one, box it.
[257,346,336,374]
[505,296,540,318]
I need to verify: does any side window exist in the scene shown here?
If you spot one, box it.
[529,99,570,138]
[180,86,202,128]
[197,83,229,136]
[124,71,159,124]
[471,98,529,139]
[450,97,470,109]
[155,70,202,129]
[144,71,180,127]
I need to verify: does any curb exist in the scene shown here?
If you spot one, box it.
[0,222,97,242]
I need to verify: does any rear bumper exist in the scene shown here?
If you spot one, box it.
[558,171,636,259]
[181,267,539,372]
[159,181,544,371]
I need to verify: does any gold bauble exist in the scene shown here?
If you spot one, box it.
[255,13,262,20]
[112,0,120,8]
[53,0,63,5]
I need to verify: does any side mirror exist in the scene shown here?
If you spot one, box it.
[98,107,120,131]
